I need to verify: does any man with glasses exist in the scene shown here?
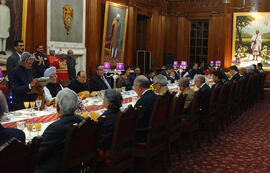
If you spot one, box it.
[43,66,63,102]
[90,65,112,92]
[6,40,24,75]
[33,44,49,78]
[8,52,38,110]
[68,71,88,93]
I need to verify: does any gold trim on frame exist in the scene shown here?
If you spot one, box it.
[232,12,270,70]
[22,0,28,45]
[101,1,129,65]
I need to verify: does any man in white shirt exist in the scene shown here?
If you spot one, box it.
[251,30,262,61]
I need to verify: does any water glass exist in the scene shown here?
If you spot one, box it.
[121,86,126,93]
[36,100,42,111]
[16,121,25,130]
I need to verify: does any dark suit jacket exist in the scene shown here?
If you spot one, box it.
[0,124,25,146]
[212,81,223,88]
[6,52,20,75]
[160,70,175,83]
[190,69,199,79]
[90,75,112,92]
[199,84,211,117]
[134,90,157,142]
[33,53,49,78]
[36,114,83,173]
[66,56,76,81]
[68,79,88,93]
[130,73,139,85]
[98,109,119,150]
[230,73,240,82]
[8,65,35,110]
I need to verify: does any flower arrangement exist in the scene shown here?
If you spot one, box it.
[75,99,87,116]
[150,84,155,92]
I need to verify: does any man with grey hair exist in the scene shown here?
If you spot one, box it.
[133,75,157,142]
[8,52,38,110]
[153,74,169,95]
[99,89,122,151]
[194,74,211,117]
[179,77,195,109]
[0,90,25,145]
[36,88,83,173]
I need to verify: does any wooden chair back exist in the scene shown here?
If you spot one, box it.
[61,118,100,173]
[0,137,42,173]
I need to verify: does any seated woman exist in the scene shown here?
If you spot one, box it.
[257,63,264,73]
[0,90,25,145]
[212,71,223,88]
[117,66,132,90]
[203,65,212,75]
[43,67,63,102]
[153,74,169,95]
[98,89,123,159]
[179,77,195,110]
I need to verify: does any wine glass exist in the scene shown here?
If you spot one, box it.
[24,102,29,111]
[26,122,33,140]
[30,102,35,116]
[35,122,42,136]
[36,100,42,111]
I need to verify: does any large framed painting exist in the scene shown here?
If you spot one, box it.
[233,12,270,70]
[0,0,28,57]
[47,0,86,48]
[101,1,128,65]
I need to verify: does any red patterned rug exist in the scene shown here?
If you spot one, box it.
[146,93,270,173]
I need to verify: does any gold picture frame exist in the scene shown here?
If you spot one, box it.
[233,12,270,70]
[101,1,128,65]
[22,0,28,44]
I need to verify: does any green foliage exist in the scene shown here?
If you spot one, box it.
[236,16,255,29]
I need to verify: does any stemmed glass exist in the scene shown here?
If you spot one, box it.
[24,102,29,113]
[35,100,42,111]
[26,122,33,141]
[35,122,42,136]
[16,121,25,131]
[30,102,35,116]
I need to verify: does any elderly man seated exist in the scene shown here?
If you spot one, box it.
[43,67,63,102]
[98,89,123,159]
[152,74,169,95]
[90,65,112,92]
[194,75,211,118]
[179,77,195,110]
[133,75,157,142]
[0,91,25,145]
[68,71,88,93]
[36,88,83,173]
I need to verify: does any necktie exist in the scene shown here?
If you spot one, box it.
[102,77,111,89]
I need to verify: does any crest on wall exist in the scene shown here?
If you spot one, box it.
[63,5,73,35]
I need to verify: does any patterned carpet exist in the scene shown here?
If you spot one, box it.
[165,93,270,173]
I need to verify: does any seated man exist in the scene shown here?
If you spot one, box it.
[8,52,38,110]
[229,65,240,82]
[36,88,83,173]
[90,65,112,92]
[194,75,211,118]
[68,71,88,93]
[152,74,169,95]
[212,71,224,88]
[43,67,63,101]
[179,77,195,110]
[160,65,175,83]
[0,91,25,145]
[133,75,157,142]
[98,89,122,158]
[130,67,141,85]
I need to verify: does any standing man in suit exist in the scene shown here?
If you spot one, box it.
[66,49,76,81]
[0,90,25,145]
[229,65,240,82]
[90,65,112,92]
[6,40,24,75]
[8,52,38,110]
[33,44,49,78]
[133,75,157,142]
[194,75,211,118]
[36,88,83,173]
[160,65,175,83]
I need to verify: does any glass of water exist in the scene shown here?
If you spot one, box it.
[121,86,126,93]
[36,100,42,111]
[16,121,25,130]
